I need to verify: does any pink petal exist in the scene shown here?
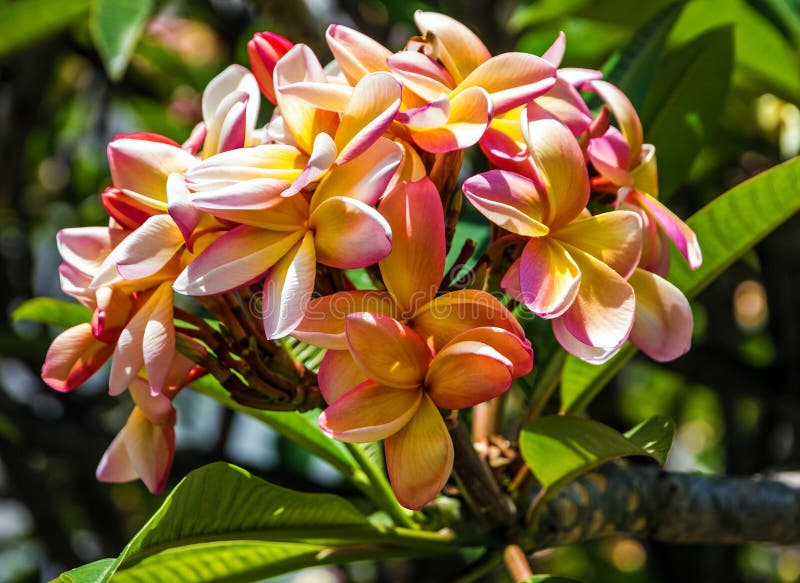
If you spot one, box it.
[387,51,454,102]
[292,291,398,350]
[584,80,643,167]
[542,31,566,67]
[500,257,524,303]
[190,178,293,228]
[334,72,402,165]
[248,31,294,104]
[167,173,201,248]
[202,65,260,156]
[173,226,304,295]
[185,144,306,190]
[634,191,702,270]
[326,24,392,85]
[91,215,184,286]
[551,316,621,364]
[384,394,453,509]
[414,10,491,83]
[518,237,581,318]
[521,104,590,228]
[261,232,317,339]
[587,126,633,186]
[129,376,175,424]
[411,289,525,352]
[318,350,369,404]
[396,95,451,128]
[92,286,133,343]
[378,178,445,315]
[41,323,113,392]
[310,196,392,269]
[536,77,593,136]
[57,227,114,276]
[319,380,422,442]
[462,169,549,237]
[629,268,693,362]
[346,313,432,389]
[553,210,643,278]
[426,340,513,410]
[561,244,635,349]
[142,282,176,395]
[454,53,556,116]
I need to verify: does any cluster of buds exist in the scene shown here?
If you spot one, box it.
[41,12,700,508]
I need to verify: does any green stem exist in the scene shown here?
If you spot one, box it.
[345,442,418,530]
[525,349,567,423]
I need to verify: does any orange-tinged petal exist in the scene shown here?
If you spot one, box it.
[319,381,422,442]
[414,11,490,83]
[108,139,196,206]
[518,237,581,318]
[129,376,175,424]
[633,190,702,270]
[408,86,492,153]
[462,169,549,236]
[310,196,392,269]
[553,210,642,278]
[561,244,635,349]
[173,226,304,295]
[378,178,445,314]
[277,80,354,112]
[262,232,316,339]
[426,340,513,409]
[385,394,453,509]
[396,139,428,183]
[443,327,533,377]
[293,290,398,350]
[411,289,525,351]
[586,80,644,167]
[334,72,402,165]
[521,104,590,228]
[282,132,338,197]
[41,323,113,392]
[310,137,402,211]
[326,24,392,84]
[92,286,133,343]
[453,53,556,116]
[318,349,369,404]
[346,313,432,389]
[629,268,693,362]
[631,144,658,197]
[95,426,137,484]
[142,282,176,394]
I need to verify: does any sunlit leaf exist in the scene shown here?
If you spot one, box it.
[58,558,117,583]
[641,26,734,199]
[561,156,800,414]
[12,297,92,329]
[520,415,674,490]
[90,0,154,81]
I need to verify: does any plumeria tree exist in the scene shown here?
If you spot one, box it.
[8,4,800,582]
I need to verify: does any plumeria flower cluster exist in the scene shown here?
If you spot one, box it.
[40,12,699,508]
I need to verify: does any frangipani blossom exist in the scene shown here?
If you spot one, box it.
[173,139,402,339]
[320,315,526,509]
[463,105,643,362]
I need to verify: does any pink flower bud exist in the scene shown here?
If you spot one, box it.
[247,31,294,104]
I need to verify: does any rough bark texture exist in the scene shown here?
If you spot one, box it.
[527,463,800,549]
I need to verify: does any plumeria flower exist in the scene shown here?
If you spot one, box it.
[463,104,643,363]
[583,80,702,277]
[95,355,199,494]
[319,314,529,509]
[173,138,401,339]
[248,31,294,104]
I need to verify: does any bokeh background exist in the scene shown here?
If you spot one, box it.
[1,0,799,581]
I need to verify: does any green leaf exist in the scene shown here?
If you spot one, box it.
[523,576,583,583]
[520,416,673,491]
[106,462,453,582]
[59,558,117,583]
[0,0,90,58]
[596,2,684,110]
[640,26,734,199]
[89,0,154,81]
[11,297,92,329]
[561,156,800,414]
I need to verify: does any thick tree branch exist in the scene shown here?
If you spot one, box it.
[525,463,800,549]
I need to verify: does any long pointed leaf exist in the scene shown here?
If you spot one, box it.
[561,156,800,414]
